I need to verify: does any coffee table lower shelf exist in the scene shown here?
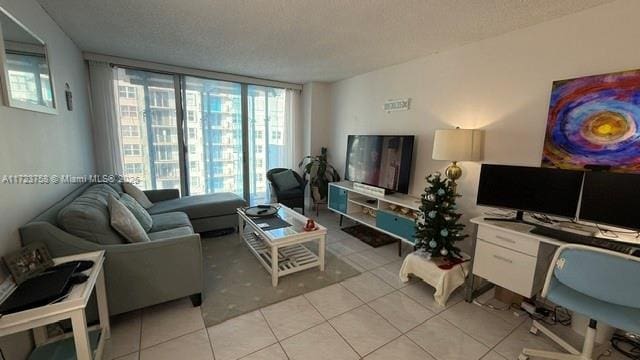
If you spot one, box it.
[242,232,321,285]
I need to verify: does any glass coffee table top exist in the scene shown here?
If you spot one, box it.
[239,204,326,242]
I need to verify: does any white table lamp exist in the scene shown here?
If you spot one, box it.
[432,127,483,185]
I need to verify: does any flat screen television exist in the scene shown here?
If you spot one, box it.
[344,135,414,194]
[476,164,584,220]
[579,171,640,230]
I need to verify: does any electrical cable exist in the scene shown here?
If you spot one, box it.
[611,333,640,359]
[595,223,640,238]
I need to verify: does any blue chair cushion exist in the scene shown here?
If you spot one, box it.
[546,278,640,334]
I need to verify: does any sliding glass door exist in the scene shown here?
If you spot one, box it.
[116,67,293,204]
[247,85,290,204]
[116,68,181,191]
[183,77,243,197]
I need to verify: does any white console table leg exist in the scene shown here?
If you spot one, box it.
[71,310,92,360]
[96,268,111,339]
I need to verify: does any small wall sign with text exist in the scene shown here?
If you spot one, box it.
[384,98,411,113]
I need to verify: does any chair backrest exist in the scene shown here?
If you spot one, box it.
[266,168,304,188]
[543,244,640,309]
[266,168,288,183]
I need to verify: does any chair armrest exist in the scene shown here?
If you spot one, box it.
[144,189,180,203]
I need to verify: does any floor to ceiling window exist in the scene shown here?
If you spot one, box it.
[115,68,180,191]
[183,77,243,197]
[247,85,290,204]
[115,67,294,203]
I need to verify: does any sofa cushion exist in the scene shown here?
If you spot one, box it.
[150,212,192,233]
[57,184,125,245]
[108,195,150,243]
[148,226,194,240]
[123,182,153,209]
[271,170,300,191]
[107,182,124,194]
[119,193,153,232]
[147,193,245,219]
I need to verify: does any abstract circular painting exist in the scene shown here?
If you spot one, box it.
[542,69,640,173]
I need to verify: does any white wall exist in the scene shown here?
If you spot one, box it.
[328,0,640,228]
[0,0,94,357]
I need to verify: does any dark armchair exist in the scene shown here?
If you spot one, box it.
[266,168,307,214]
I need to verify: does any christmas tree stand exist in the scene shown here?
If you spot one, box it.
[399,251,471,306]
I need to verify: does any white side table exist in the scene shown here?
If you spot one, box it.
[400,251,471,306]
[0,251,110,360]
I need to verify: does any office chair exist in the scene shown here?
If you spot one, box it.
[520,244,640,360]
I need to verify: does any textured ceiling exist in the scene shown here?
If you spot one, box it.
[35,0,614,84]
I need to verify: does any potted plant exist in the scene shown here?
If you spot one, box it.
[299,147,341,202]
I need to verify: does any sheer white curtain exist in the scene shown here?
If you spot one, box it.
[88,61,122,175]
[262,88,300,203]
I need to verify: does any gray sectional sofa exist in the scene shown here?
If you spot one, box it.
[19,182,246,316]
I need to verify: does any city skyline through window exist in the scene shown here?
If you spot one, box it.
[115,67,293,203]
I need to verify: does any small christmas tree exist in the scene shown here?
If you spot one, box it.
[415,172,467,259]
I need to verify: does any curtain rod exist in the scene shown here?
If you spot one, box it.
[83,52,303,91]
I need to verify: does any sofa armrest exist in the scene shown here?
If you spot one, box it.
[144,189,180,203]
[103,233,203,314]
[21,222,203,315]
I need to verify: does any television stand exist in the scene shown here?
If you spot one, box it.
[328,181,421,257]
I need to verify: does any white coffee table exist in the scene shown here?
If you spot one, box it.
[237,204,327,286]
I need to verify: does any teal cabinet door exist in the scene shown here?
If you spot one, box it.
[328,185,348,213]
[376,210,416,243]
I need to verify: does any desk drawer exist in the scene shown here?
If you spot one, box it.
[477,226,538,256]
[473,239,536,297]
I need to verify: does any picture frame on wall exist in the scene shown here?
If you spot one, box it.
[542,68,640,173]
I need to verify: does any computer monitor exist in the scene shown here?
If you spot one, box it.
[579,171,640,230]
[476,164,584,221]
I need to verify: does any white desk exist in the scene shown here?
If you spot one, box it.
[0,251,110,360]
[466,217,566,300]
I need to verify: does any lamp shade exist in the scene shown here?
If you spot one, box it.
[432,128,483,161]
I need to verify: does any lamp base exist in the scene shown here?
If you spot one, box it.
[445,161,462,182]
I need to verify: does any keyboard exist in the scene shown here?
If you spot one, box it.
[530,226,640,257]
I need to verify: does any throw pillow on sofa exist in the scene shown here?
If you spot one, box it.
[272,170,300,191]
[108,195,150,243]
[123,182,153,209]
[119,193,153,232]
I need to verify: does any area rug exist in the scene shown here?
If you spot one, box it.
[342,224,398,247]
[200,233,360,326]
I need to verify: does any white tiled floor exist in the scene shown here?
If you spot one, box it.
[104,209,629,360]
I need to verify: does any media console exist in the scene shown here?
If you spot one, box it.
[328,181,422,255]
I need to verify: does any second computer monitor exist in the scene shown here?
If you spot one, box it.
[579,171,640,230]
[477,164,584,219]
